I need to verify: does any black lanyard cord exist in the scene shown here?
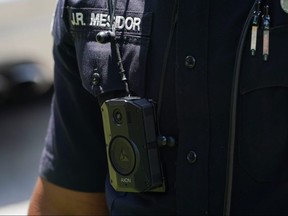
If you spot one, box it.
[108,0,118,32]
[223,1,258,215]
[107,0,130,95]
[106,0,179,117]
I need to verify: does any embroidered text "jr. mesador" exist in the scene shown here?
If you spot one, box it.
[70,12,142,31]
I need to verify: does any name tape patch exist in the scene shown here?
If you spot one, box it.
[67,7,152,36]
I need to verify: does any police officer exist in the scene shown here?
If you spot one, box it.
[28,0,288,215]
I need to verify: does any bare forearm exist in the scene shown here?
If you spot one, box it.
[28,177,109,215]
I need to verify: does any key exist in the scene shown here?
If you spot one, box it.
[250,0,262,56]
[262,5,270,61]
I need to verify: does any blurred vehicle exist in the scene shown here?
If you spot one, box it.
[0,0,56,103]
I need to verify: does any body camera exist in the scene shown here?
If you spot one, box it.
[101,96,165,192]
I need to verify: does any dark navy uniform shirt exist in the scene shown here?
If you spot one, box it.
[40,0,288,215]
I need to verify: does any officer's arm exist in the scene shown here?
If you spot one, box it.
[28,177,109,215]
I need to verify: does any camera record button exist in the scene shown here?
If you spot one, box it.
[187,150,197,164]
[109,136,136,176]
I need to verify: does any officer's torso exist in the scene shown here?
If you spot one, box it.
[64,0,288,215]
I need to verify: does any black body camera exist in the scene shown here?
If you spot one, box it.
[101,96,165,192]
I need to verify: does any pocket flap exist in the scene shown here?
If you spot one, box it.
[240,26,288,95]
[65,7,153,98]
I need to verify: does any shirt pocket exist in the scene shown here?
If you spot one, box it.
[238,25,288,182]
[66,7,153,99]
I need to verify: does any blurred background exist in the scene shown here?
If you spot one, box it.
[0,0,55,214]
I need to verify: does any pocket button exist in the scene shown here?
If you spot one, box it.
[187,150,197,164]
[185,56,196,69]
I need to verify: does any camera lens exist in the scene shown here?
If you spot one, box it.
[113,109,123,124]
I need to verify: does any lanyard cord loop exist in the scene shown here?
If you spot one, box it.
[223,1,258,215]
